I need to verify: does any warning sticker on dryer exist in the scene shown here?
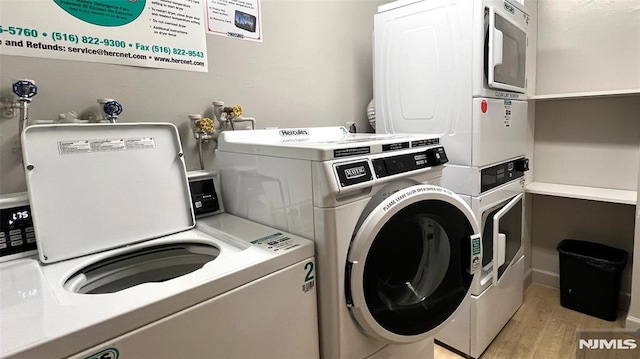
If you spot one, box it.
[250,232,299,252]
[504,101,512,128]
[381,185,455,212]
[58,137,156,155]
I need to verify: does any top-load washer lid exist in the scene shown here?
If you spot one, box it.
[21,123,195,263]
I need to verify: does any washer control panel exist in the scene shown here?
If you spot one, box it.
[372,146,448,178]
[334,146,449,188]
[0,193,37,262]
[187,171,222,218]
[480,157,528,193]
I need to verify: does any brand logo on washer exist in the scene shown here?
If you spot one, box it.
[344,166,367,179]
[279,129,310,136]
[504,2,515,14]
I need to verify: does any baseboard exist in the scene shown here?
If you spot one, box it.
[531,268,559,288]
[626,314,640,329]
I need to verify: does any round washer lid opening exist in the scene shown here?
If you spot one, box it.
[362,200,471,336]
[64,243,220,294]
[346,185,479,343]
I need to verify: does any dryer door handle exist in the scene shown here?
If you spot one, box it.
[497,233,506,268]
[492,192,523,286]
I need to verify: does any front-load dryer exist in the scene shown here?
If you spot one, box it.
[0,123,319,359]
[374,0,530,167]
[216,126,482,359]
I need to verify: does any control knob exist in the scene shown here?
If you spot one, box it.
[425,147,449,166]
[515,158,530,172]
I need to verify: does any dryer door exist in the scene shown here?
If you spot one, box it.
[345,183,480,344]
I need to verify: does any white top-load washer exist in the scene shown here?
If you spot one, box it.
[216,127,482,359]
[0,123,319,359]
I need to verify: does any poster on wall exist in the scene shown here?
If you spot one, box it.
[206,0,262,42]
[0,0,209,72]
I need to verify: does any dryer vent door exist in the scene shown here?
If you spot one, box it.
[345,184,479,344]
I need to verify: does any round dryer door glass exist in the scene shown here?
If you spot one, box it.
[346,184,478,343]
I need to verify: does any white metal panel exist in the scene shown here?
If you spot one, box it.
[217,151,315,240]
[469,255,524,358]
[472,98,527,167]
[21,123,194,263]
[433,295,471,354]
[437,254,524,358]
[217,127,437,161]
[374,0,474,165]
[369,338,434,359]
[67,259,319,359]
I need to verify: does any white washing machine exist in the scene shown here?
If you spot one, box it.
[0,123,319,359]
[216,126,482,359]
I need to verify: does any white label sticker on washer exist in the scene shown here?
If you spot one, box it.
[91,139,126,152]
[125,137,156,150]
[470,234,482,275]
[58,137,156,155]
[250,232,300,252]
[58,140,91,154]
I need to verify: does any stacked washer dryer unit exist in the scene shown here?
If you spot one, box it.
[217,127,482,359]
[374,0,530,357]
[0,123,319,359]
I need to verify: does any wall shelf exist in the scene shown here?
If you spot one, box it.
[525,182,637,205]
[529,89,640,101]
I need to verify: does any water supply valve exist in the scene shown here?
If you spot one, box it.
[190,114,216,141]
[8,79,38,155]
[198,117,215,133]
[98,98,123,123]
[12,80,38,100]
[212,101,255,131]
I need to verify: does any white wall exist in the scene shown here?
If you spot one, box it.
[530,0,640,313]
[536,0,640,94]
[0,0,387,195]
[533,96,640,190]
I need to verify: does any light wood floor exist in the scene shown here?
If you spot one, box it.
[434,283,627,359]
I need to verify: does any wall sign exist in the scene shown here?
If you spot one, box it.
[205,0,262,42]
[0,0,209,72]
